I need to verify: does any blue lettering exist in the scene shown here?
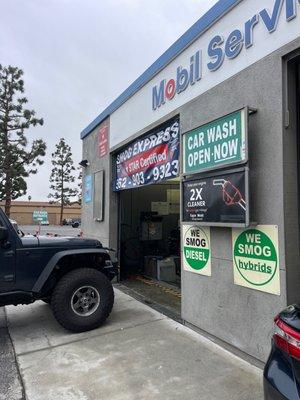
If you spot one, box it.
[207,35,224,71]
[177,66,189,93]
[189,55,195,85]
[152,80,165,110]
[286,0,297,20]
[260,0,283,33]
[225,29,244,59]
[195,50,202,82]
[190,51,202,85]
[245,14,259,48]
[152,0,300,109]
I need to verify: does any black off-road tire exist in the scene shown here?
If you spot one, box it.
[51,268,114,333]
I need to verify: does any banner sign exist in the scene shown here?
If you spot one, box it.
[232,225,280,295]
[114,117,180,191]
[98,123,109,158]
[33,210,48,223]
[183,109,247,174]
[84,175,93,204]
[182,224,211,276]
[182,168,249,227]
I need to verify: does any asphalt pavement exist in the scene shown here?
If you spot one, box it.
[6,289,263,400]
[19,225,81,237]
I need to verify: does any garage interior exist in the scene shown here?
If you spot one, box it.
[118,179,181,317]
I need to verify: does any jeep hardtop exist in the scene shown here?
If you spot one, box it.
[0,208,117,332]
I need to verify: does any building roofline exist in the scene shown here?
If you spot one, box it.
[80,0,242,140]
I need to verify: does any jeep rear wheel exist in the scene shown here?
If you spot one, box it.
[51,268,114,332]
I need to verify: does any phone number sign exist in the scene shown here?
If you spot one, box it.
[114,117,179,191]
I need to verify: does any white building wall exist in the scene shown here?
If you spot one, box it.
[110,0,300,147]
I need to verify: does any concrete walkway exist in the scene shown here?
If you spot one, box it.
[0,309,23,400]
[6,289,263,400]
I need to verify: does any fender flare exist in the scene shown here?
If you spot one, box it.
[32,249,109,293]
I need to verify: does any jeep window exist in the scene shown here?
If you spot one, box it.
[9,219,24,237]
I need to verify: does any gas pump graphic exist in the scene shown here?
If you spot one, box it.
[213,179,246,211]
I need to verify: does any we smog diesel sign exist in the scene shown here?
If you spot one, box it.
[183,109,247,174]
[182,225,211,276]
[232,225,280,295]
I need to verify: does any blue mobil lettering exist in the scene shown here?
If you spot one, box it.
[152,0,299,110]
[207,0,299,71]
[152,51,202,110]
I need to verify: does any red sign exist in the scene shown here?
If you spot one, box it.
[98,125,109,157]
[121,144,169,177]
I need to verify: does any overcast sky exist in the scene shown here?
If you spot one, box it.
[0,0,217,201]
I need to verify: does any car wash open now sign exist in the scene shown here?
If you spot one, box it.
[232,225,280,295]
[182,168,249,227]
[183,109,247,174]
[114,117,179,191]
[182,224,211,276]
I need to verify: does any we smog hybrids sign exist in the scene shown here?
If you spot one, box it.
[152,0,300,110]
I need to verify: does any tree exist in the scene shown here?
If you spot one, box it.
[0,65,46,216]
[48,138,77,224]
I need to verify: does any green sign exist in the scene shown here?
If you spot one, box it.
[232,225,280,295]
[182,224,211,276]
[183,109,247,174]
[33,210,48,223]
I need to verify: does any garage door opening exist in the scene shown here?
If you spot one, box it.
[118,179,181,316]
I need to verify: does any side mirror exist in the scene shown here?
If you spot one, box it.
[0,226,9,242]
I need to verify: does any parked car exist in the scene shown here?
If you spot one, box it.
[62,218,72,226]
[0,208,118,332]
[264,305,300,399]
[72,218,81,228]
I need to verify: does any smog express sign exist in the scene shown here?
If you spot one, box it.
[183,109,247,174]
[232,225,280,295]
[182,224,211,276]
[114,117,179,191]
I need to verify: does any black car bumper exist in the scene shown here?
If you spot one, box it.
[264,346,300,400]
[264,378,289,400]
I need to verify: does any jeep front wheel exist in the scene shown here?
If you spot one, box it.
[51,268,114,332]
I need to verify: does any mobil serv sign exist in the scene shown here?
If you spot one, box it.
[152,1,300,112]
[183,109,248,174]
[114,117,179,191]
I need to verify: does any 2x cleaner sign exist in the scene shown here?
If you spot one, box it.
[182,169,248,227]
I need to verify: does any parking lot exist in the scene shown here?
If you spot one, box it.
[20,225,81,237]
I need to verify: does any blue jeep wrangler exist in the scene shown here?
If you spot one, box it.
[0,208,117,332]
